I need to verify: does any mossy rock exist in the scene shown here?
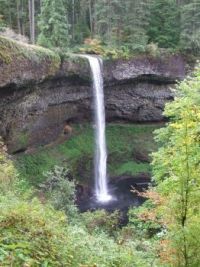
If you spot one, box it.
[0,35,61,87]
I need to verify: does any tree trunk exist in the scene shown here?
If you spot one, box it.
[17,0,25,36]
[17,0,22,35]
[21,0,25,36]
[72,0,75,41]
[89,0,93,37]
[29,0,35,43]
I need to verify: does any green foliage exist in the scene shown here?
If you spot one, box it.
[0,35,60,76]
[82,0,150,53]
[123,0,150,52]
[152,66,200,266]
[128,200,161,238]
[114,161,151,176]
[65,224,143,267]
[16,123,159,186]
[0,135,150,267]
[1,0,200,55]
[16,149,61,185]
[148,0,180,48]
[180,1,200,55]
[146,42,160,57]
[107,124,158,176]
[82,209,120,236]
[0,192,149,267]
[0,194,143,267]
[78,38,133,59]
[0,137,16,193]
[0,0,17,31]
[38,0,70,50]
[0,14,6,31]
[41,166,78,219]
[17,132,29,148]
[0,195,70,266]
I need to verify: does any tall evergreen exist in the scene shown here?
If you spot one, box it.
[72,0,90,43]
[37,0,70,49]
[91,0,150,50]
[0,0,17,31]
[0,0,200,55]
[148,0,180,48]
[93,0,124,45]
[180,0,200,54]
[123,0,151,51]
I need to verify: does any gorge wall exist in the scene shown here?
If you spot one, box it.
[0,36,188,153]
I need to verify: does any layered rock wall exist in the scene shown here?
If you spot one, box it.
[0,36,188,153]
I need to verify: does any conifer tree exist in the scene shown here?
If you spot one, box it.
[37,0,70,49]
[93,0,124,45]
[0,0,200,54]
[123,0,150,51]
[71,0,90,44]
[148,0,180,48]
[180,0,200,54]
[0,0,17,31]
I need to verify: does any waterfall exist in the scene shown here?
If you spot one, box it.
[84,55,112,202]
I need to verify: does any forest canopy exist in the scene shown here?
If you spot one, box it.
[0,0,200,55]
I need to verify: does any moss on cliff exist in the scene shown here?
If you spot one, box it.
[61,53,90,80]
[0,35,61,77]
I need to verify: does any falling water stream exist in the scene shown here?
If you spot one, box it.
[84,55,112,203]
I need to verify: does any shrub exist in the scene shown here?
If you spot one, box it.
[81,209,120,236]
[146,42,160,57]
[0,137,16,193]
[128,200,162,238]
[40,166,78,219]
[66,224,145,267]
[0,195,71,266]
[79,38,132,59]
[0,194,150,267]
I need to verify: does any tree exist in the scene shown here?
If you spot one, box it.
[0,0,200,54]
[152,66,200,266]
[29,0,35,43]
[94,0,125,45]
[0,0,16,30]
[123,0,150,51]
[37,0,70,49]
[66,0,90,44]
[180,1,200,54]
[148,0,180,48]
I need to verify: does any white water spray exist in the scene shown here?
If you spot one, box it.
[84,55,112,203]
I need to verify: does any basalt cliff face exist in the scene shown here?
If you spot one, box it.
[0,36,188,153]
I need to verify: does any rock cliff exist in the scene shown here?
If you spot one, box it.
[0,36,188,153]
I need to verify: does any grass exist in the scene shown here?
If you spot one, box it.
[113,161,151,176]
[15,123,161,187]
